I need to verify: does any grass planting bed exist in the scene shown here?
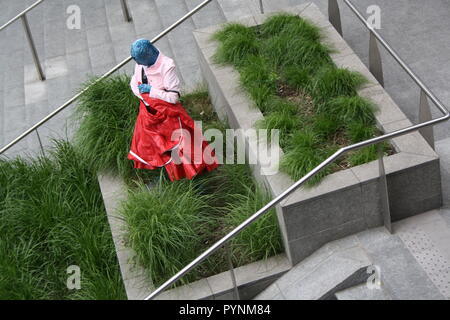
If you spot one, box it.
[0,141,126,299]
[212,13,391,184]
[194,3,441,265]
[75,75,285,297]
[0,74,284,299]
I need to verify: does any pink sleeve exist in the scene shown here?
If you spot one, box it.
[149,60,181,104]
[130,64,141,98]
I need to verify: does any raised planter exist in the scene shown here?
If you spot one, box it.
[98,172,291,300]
[193,3,442,264]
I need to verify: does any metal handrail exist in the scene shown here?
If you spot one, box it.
[144,0,450,300]
[0,0,45,80]
[0,0,214,155]
[343,0,447,116]
[0,0,43,31]
[120,0,133,22]
[0,0,134,31]
[0,0,135,83]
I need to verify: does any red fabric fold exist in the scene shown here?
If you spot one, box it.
[128,94,219,181]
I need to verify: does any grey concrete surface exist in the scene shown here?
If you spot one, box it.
[335,283,392,300]
[254,236,372,300]
[156,253,291,300]
[98,172,154,300]
[257,214,449,300]
[0,0,226,158]
[2,0,450,300]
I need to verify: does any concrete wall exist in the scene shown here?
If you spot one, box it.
[156,254,291,300]
[100,171,291,300]
[194,3,442,265]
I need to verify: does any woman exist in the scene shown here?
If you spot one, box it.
[128,39,218,181]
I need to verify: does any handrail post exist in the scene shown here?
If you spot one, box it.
[226,244,240,300]
[35,128,45,156]
[120,0,132,22]
[419,89,435,149]
[378,144,392,233]
[258,0,264,14]
[328,0,343,36]
[21,14,45,81]
[369,30,384,86]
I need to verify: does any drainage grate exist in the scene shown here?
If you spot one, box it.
[399,226,450,299]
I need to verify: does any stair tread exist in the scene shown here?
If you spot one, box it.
[185,0,227,29]
[394,210,450,299]
[255,238,372,300]
[335,284,392,300]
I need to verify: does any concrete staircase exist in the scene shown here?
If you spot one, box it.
[335,283,392,300]
[254,133,450,300]
[254,237,373,300]
[255,208,450,300]
[0,0,228,158]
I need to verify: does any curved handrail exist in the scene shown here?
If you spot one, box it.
[0,0,214,155]
[144,0,450,300]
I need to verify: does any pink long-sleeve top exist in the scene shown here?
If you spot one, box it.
[130,52,181,104]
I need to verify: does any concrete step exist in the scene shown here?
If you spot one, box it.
[153,0,199,90]
[152,0,227,91]
[216,0,254,21]
[256,207,450,300]
[335,283,392,300]
[436,137,450,208]
[355,225,446,300]
[394,209,450,299]
[185,0,227,30]
[254,237,372,300]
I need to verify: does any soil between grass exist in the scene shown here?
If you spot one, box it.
[213,13,394,185]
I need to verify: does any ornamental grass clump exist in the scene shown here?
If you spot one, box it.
[120,164,283,286]
[224,185,283,266]
[320,95,376,125]
[0,140,126,299]
[260,34,331,70]
[74,75,144,182]
[120,179,213,286]
[213,23,259,67]
[213,13,390,185]
[311,67,367,103]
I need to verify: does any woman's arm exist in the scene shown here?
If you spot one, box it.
[130,64,142,98]
[149,60,181,104]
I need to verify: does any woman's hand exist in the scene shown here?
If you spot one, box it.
[138,84,152,93]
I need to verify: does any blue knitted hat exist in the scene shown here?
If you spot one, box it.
[130,39,159,67]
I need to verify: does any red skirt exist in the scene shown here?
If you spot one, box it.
[128,94,219,181]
